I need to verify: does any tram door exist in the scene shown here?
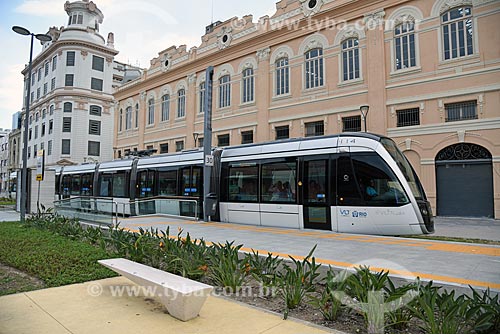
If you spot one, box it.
[302,158,332,230]
[180,166,203,218]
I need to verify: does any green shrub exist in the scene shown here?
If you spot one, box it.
[277,246,320,319]
[411,282,475,334]
[309,268,349,321]
[244,249,282,296]
[467,286,500,333]
[207,241,246,292]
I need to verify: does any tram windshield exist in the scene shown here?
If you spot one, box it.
[381,138,426,200]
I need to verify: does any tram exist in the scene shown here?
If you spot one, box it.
[55,133,434,235]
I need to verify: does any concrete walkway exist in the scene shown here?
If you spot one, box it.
[0,277,336,334]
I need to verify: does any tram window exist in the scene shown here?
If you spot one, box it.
[137,170,154,198]
[351,153,409,206]
[158,170,177,196]
[191,167,202,196]
[261,161,296,203]
[62,175,71,198]
[337,156,364,206]
[99,174,112,197]
[226,164,258,202]
[55,175,60,195]
[182,168,191,196]
[81,173,93,196]
[70,175,81,196]
[113,171,128,198]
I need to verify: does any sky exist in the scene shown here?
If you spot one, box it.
[0,0,276,130]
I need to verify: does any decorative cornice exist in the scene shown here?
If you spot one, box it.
[299,0,325,17]
[256,47,271,61]
[217,27,233,50]
[364,10,386,28]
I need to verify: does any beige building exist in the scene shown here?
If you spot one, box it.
[114,0,500,219]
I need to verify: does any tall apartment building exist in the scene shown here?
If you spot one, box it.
[17,0,139,211]
[0,129,11,196]
[113,0,500,219]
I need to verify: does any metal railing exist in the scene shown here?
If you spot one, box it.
[53,197,118,226]
[122,196,200,221]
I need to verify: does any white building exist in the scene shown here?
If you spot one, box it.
[17,0,136,212]
[0,129,11,196]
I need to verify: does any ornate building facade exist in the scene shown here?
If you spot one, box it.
[17,0,138,211]
[113,0,500,219]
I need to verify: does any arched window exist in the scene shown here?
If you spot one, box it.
[304,48,324,89]
[219,75,231,108]
[161,94,170,122]
[119,109,123,132]
[177,89,186,118]
[341,38,360,81]
[441,6,474,60]
[147,98,155,125]
[275,57,290,96]
[125,106,132,130]
[63,102,72,113]
[242,68,254,103]
[394,21,416,70]
[199,82,206,114]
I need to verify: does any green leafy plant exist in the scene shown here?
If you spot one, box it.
[207,241,246,292]
[467,286,500,333]
[164,231,210,280]
[277,246,320,319]
[384,278,418,330]
[411,282,475,334]
[244,249,282,296]
[344,266,392,334]
[309,268,349,321]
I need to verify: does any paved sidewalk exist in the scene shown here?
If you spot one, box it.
[433,217,500,241]
[0,277,336,334]
[0,210,20,222]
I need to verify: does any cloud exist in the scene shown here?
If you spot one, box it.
[0,64,25,122]
[15,0,64,17]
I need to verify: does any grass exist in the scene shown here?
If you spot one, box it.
[0,221,117,292]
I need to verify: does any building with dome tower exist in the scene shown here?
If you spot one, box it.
[15,0,140,212]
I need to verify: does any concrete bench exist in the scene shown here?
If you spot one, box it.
[98,258,213,321]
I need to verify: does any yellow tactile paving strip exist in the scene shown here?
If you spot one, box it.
[123,218,500,257]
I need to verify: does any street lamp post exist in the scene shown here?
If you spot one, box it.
[12,26,52,222]
[360,105,370,133]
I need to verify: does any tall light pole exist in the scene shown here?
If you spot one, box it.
[12,26,52,222]
[360,105,370,133]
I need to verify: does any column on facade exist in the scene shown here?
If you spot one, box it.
[138,91,147,149]
[255,47,271,142]
[186,73,197,148]
[363,11,387,134]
